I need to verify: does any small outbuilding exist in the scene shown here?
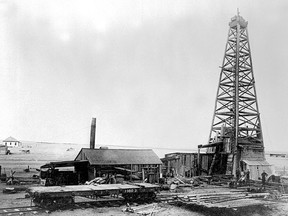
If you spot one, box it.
[161,152,198,177]
[75,148,162,183]
[3,136,21,148]
[240,159,273,181]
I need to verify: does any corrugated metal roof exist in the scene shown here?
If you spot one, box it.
[75,148,162,165]
[242,159,271,166]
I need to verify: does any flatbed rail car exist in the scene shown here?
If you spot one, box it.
[27,183,160,207]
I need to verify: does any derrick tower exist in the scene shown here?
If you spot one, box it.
[201,13,266,176]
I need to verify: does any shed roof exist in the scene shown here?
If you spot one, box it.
[3,136,19,142]
[41,160,89,169]
[242,159,271,166]
[75,148,162,165]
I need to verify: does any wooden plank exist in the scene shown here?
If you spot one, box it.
[28,184,141,196]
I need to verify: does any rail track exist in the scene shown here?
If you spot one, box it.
[0,195,143,215]
[0,191,181,215]
[0,191,271,215]
[0,206,43,215]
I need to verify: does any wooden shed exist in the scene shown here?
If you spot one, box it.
[161,152,198,177]
[74,148,162,183]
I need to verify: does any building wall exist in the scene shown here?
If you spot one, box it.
[86,164,161,183]
[241,147,265,161]
[200,154,213,175]
[4,141,20,147]
[75,149,162,183]
[245,164,272,180]
[240,147,271,180]
[163,153,198,177]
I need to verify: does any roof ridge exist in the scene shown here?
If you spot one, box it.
[3,136,19,142]
[76,148,162,165]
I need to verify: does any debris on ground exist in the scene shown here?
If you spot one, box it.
[0,173,6,182]
[122,203,164,215]
[122,203,135,213]
[162,174,234,193]
[3,187,17,194]
[6,177,19,185]
[23,166,30,172]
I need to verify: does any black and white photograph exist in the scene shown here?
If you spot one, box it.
[0,0,288,215]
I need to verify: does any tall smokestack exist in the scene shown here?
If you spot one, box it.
[90,118,96,149]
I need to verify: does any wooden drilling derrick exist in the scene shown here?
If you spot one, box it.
[200,12,266,176]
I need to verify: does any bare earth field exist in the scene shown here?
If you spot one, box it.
[0,142,84,176]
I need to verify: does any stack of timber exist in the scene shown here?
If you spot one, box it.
[156,192,187,203]
[266,181,288,193]
[246,180,288,194]
[85,177,108,185]
[16,176,40,184]
[279,193,288,201]
[164,174,234,191]
[166,191,273,209]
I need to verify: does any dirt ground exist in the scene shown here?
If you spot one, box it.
[1,145,288,215]
[0,146,204,215]
[35,204,203,216]
[0,182,203,216]
[1,182,288,216]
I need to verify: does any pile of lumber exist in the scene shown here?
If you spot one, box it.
[85,177,107,185]
[15,176,40,184]
[156,192,186,203]
[245,180,288,194]
[3,187,17,194]
[174,191,271,209]
[3,186,27,194]
[156,190,274,208]
[167,175,234,187]
[279,193,288,201]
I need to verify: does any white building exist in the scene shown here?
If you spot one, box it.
[3,136,21,148]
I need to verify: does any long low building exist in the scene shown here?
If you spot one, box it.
[74,148,162,183]
[40,148,163,185]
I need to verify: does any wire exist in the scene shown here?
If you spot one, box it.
[18,140,198,152]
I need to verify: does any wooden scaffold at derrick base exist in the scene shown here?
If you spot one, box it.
[199,12,267,177]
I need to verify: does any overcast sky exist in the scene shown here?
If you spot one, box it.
[0,0,288,155]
